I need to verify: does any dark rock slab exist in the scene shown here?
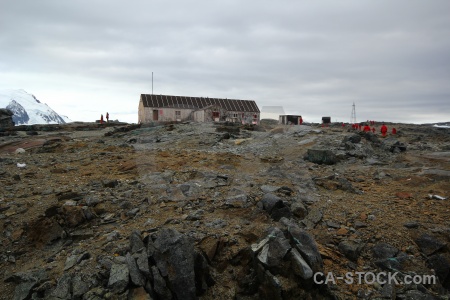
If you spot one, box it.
[403,221,420,229]
[291,201,308,219]
[427,254,450,284]
[151,266,172,299]
[72,275,89,299]
[152,228,196,300]
[343,134,361,144]
[135,249,150,276]
[305,149,338,165]
[415,233,446,256]
[129,230,145,254]
[260,193,281,212]
[260,193,292,221]
[290,248,313,279]
[371,243,399,260]
[257,229,291,269]
[382,138,407,153]
[13,281,39,300]
[288,225,323,272]
[50,273,72,299]
[194,250,215,296]
[338,240,364,262]
[126,252,145,287]
[374,255,409,272]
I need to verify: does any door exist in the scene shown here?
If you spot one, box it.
[153,110,158,121]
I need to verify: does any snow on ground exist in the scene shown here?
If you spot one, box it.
[0,89,72,125]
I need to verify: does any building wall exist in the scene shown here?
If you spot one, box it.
[138,98,260,124]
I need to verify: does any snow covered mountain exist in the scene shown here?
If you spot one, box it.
[0,89,71,125]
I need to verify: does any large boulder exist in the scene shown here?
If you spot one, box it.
[305,149,338,165]
[151,228,196,299]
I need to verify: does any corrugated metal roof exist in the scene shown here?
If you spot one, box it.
[141,94,259,113]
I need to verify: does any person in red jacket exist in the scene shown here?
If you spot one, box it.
[381,123,388,136]
[299,116,303,125]
[372,127,376,133]
[358,124,362,131]
[392,127,397,135]
[363,124,371,132]
[100,114,104,124]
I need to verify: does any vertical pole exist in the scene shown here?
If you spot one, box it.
[152,72,153,95]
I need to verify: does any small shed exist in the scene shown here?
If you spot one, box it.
[322,117,331,124]
[279,115,302,125]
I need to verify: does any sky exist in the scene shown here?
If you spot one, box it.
[1,0,449,124]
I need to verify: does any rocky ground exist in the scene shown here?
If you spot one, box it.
[0,120,449,300]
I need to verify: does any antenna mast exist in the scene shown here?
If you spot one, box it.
[152,72,153,95]
[350,102,356,124]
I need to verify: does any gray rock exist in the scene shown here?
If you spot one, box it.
[290,248,313,279]
[305,149,338,165]
[126,207,140,217]
[257,229,291,269]
[288,225,323,272]
[291,201,308,219]
[126,252,145,287]
[85,196,101,207]
[8,270,48,300]
[72,275,90,299]
[152,228,196,299]
[354,221,367,229]
[135,249,150,276]
[261,185,281,193]
[343,134,361,144]
[372,243,399,260]
[13,281,39,300]
[415,233,446,256]
[260,193,281,212]
[338,240,364,261]
[186,209,204,221]
[51,273,72,299]
[302,207,323,228]
[326,220,341,229]
[260,193,292,221]
[403,221,420,229]
[151,266,172,299]
[225,194,248,208]
[382,138,407,153]
[107,263,129,294]
[205,219,228,229]
[102,179,119,188]
[374,255,409,271]
[130,230,145,254]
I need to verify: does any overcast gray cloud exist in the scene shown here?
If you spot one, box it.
[1,0,449,123]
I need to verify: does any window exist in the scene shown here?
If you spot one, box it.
[212,111,220,118]
[233,113,238,118]
[175,111,181,117]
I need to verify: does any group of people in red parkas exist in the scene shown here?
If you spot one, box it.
[100,112,110,124]
[350,122,397,137]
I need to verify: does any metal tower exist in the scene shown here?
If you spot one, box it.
[350,102,356,124]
